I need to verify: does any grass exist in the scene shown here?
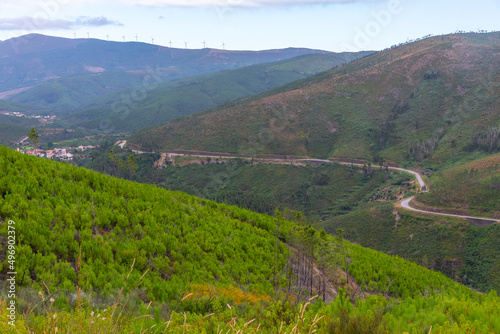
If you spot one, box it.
[416,153,500,216]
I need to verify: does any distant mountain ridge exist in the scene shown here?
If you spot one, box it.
[55,52,371,132]
[0,33,331,93]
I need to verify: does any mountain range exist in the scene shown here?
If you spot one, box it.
[0,33,331,95]
[0,34,372,140]
[130,32,500,167]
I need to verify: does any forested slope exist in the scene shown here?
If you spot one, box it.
[0,146,291,302]
[0,146,499,333]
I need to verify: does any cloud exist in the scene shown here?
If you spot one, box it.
[120,0,383,7]
[76,16,123,27]
[0,0,384,10]
[0,16,122,31]
[0,0,385,6]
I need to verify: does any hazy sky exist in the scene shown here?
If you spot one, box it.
[0,0,499,51]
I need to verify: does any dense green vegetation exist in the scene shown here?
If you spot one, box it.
[131,32,500,167]
[320,203,500,293]
[0,122,28,145]
[0,146,291,302]
[1,146,499,333]
[78,144,500,294]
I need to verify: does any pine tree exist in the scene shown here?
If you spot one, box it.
[27,127,39,147]
[127,155,138,180]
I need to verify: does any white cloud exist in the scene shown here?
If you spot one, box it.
[120,0,382,6]
[0,16,122,30]
[0,0,383,8]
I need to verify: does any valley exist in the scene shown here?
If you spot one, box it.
[0,30,499,333]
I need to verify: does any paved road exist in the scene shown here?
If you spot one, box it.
[141,150,497,223]
[142,150,430,192]
[401,196,499,223]
[385,167,427,192]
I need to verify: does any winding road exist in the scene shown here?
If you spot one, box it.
[333,162,428,192]
[143,149,497,224]
[401,196,499,224]
[310,161,497,224]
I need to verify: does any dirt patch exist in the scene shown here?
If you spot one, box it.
[153,153,170,169]
[393,210,400,228]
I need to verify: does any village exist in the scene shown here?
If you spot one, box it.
[16,145,97,160]
[0,111,57,125]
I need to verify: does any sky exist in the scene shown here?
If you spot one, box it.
[0,0,499,52]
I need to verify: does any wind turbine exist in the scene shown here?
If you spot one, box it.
[184,41,188,49]
[169,40,172,48]
[151,37,154,44]
[122,35,126,42]
[203,41,206,48]
[135,34,138,42]
[73,32,76,39]
[106,34,109,41]
[222,42,226,50]
[87,32,90,39]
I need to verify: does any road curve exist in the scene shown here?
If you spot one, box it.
[386,167,427,192]
[143,150,497,222]
[401,196,499,223]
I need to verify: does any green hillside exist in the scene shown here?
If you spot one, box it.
[82,147,498,293]
[0,101,43,145]
[8,52,371,115]
[0,123,28,145]
[130,32,500,167]
[416,153,500,216]
[319,202,500,293]
[131,158,413,219]
[7,72,147,112]
[0,100,48,116]
[56,52,370,133]
[0,146,499,333]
